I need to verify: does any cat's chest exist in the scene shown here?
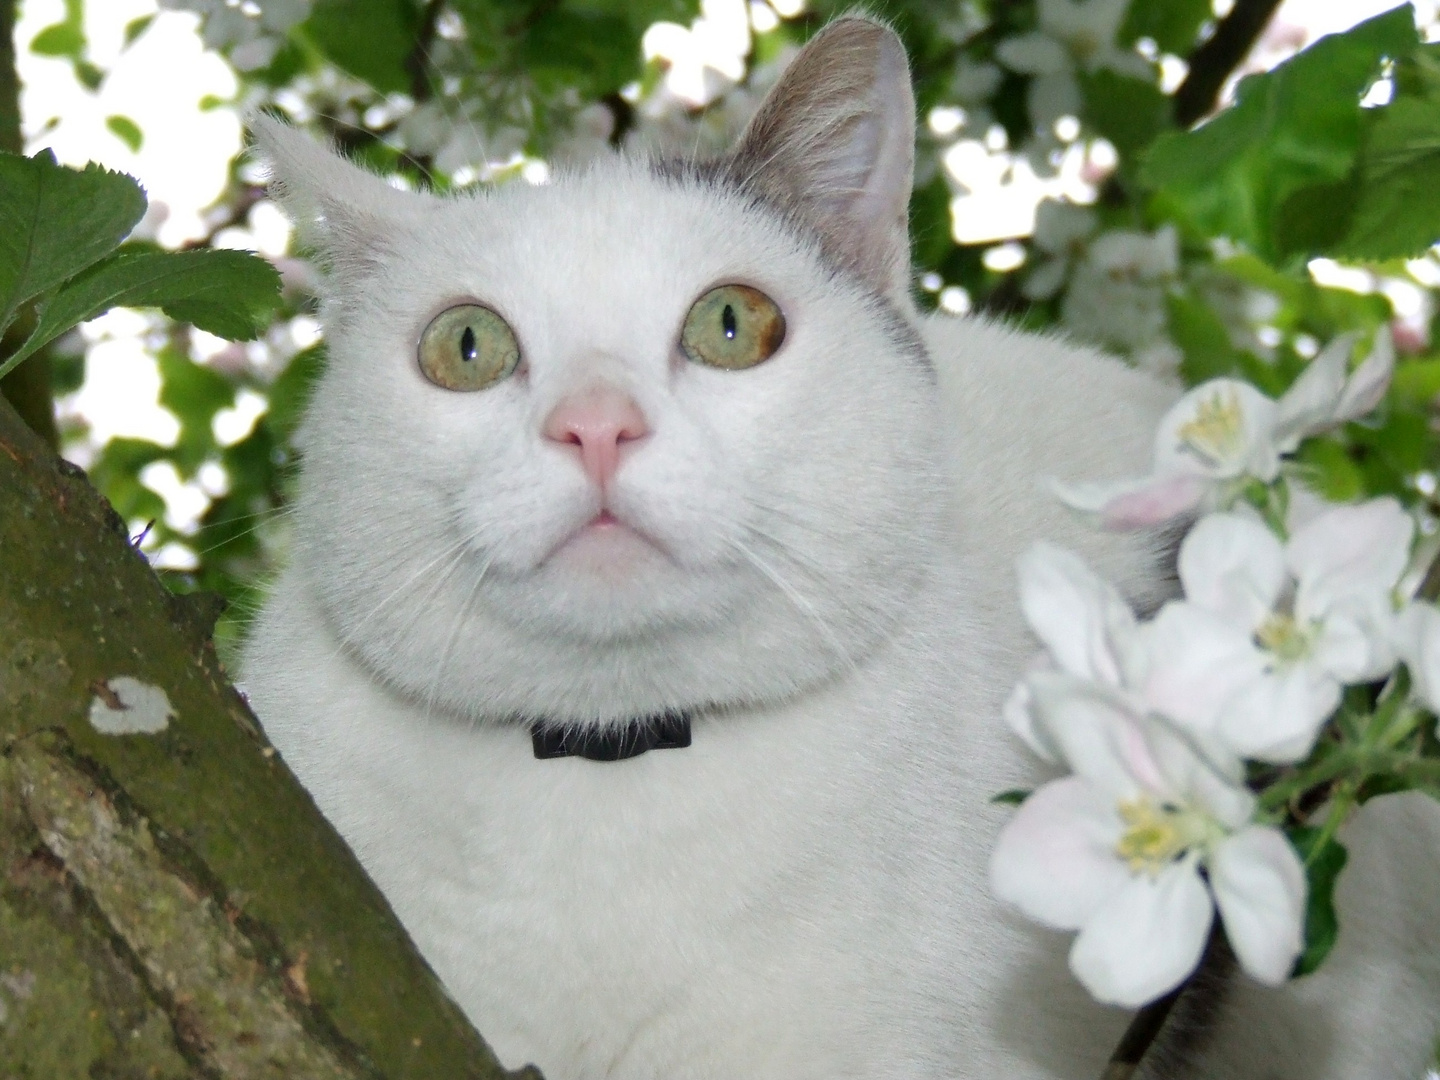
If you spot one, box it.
[287,661,919,1075]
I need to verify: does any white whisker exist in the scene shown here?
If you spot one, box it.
[728,535,855,673]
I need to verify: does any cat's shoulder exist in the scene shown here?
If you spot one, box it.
[922,313,1178,609]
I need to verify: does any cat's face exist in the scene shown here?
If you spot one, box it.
[258,19,949,723]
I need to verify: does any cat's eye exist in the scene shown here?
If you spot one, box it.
[679,285,786,371]
[418,304,521,392]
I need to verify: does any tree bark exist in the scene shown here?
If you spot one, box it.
[0,392,536,1078]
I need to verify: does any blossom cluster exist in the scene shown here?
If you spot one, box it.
[989,328,1440,1008]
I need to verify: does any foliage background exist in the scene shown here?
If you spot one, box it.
[8,0,1440,675]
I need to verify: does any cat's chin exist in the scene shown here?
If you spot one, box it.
[544,511,671,581]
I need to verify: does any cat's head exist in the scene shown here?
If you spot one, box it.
[254,18,950,725]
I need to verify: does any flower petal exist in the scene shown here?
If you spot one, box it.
[1396,601,1440,714]
[1003,671,1059,763]
[1050,473,1207,530]
[1022,256,1071,300]
[1028,674,1154,798]
[1210,826,1306,986]
[1033,198,1097,252]
[1153,380,1281,482]
[1132,602,1267,740]
[1290,497,1413,620]
[1069,854,1214,1007]
[1027,71,1083,128]
[1017,542,1137,685]
[989,777,1129,930]
[996,32,1070,74]
[1218,665,1338,764]
[1333,325,1394,423]
[1094,47,1154,80]
[1143,718,1253,828]
[1178,513,1286,629]
[1274,332,1353,448]
[1311,610,1394,684]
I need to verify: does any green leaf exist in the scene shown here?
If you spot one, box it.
[1080,69,1171,159]
[1287,826,1348,977]
[1167,292,1245,385]
[991,789,1031,807]
[0,150,146,333]
[123,14,155,46]
[1142,6,1417,259]
[303,0,419,95]
[105,115,143,152]
[29,22,85,58]
[1292,436,1366,501]
[265,345,325,441]
[29,0,85,59]
[517,9,637,97]
[157,347,235,473]
[1391,357,1440,404]
[1330,50,1440,259]
[909,173,954,271]
[1119,0,1211,55]
[1,249,281,378]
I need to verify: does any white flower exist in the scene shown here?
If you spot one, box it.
[1135,500,1413,762]
[1056,329,1395,528]
[1060,226,1180,372]
[951,58,1004,103]
[990,677,1306,1007]
[1394,600,1440,714]
[995,0,1152,130]
[1023,199,1098,300]
[1005,542,1142,760]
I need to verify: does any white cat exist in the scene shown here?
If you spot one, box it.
[242,18,1440,1079]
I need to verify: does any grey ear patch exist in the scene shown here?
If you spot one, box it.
[718,17,917,298]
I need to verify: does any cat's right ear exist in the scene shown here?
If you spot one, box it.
[726,18,915,299]
[247,113,421,282]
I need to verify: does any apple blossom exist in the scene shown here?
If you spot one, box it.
[990,676,1306,1007]
[994,0,1151,132]
[1004,541,1143,761]
[1394,600,1440,715]
[1134,499,1413,763]
[1061,226,1183,377]
[1055,329,1395,529]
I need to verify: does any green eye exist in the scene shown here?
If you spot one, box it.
[680,285,786,370]
[418,304,520,391]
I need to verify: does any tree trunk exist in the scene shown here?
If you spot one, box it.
[0,392,535,1078]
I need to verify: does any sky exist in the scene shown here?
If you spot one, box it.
[11,0,1438,546]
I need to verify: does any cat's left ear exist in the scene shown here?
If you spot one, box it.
[727,17,915,298]
[247,112,425,288]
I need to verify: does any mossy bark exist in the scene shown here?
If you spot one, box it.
[0,393,537,1078]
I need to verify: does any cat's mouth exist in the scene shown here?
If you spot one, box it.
[543,506,670,573]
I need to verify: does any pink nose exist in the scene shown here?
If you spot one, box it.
[543,386,649,490]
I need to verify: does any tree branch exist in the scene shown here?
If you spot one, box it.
[0,392,535,1078]
[406,0,447,104]
[1172,0,1284,127]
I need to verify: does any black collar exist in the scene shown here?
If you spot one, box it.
[531,711,692,761]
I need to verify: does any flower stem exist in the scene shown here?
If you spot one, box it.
[1304,780,1358,865]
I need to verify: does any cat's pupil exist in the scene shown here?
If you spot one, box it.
[721,305,737,340]
[460,326,477,362]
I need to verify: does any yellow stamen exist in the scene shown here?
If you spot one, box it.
[1255,613,1316,664]
[1115,799,1219,876]
[1176,387,1246,467]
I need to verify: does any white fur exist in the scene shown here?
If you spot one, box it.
[241,26,1440,1078]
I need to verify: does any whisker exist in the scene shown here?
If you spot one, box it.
[423,550,498,721]
[324,537,474,670]
[728,536,855,673]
